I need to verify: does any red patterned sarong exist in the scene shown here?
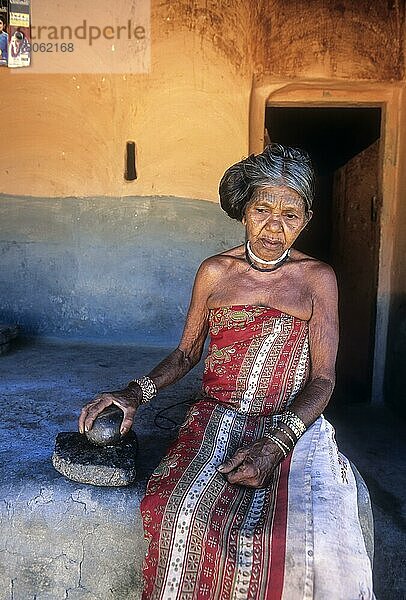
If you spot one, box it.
[141,306,374,599]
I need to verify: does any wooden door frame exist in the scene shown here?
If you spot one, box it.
[249,79,403,404]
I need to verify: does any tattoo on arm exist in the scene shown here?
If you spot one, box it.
[287,377,335,428]
[146,348,195,392]
[288,264,338,428]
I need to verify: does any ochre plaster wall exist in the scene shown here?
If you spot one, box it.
[0,0,404,200]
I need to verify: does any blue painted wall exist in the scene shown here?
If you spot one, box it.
[0,196,243,345]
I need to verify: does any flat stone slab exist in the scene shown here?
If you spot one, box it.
[52,431,138,486]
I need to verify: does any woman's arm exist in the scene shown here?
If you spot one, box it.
[144,257,217,389]
[219,263,339,488]
[282,262,339,426]
[78,258,219,436]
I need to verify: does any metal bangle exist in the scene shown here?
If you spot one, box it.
[271,435,291,454]
[274,426,296,447]
[275,416,300,440]
[267,435,288,459]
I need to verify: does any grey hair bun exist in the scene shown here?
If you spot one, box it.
[219,143,315,221]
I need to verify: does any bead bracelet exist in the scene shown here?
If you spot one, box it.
[128,376,157,403]
[279,410,306,439]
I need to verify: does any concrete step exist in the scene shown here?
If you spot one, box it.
[0,341,197,599]
[0,342,390,599]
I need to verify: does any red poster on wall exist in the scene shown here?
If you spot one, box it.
[8,0,31,67]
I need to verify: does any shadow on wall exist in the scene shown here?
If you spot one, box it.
[0,195,243,346]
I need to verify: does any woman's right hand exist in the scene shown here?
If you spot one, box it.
[78,384,142,436]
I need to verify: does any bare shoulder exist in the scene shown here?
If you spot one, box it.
[290,249,338,297]
[197,246,244,279]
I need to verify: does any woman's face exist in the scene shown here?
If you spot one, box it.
[242,185,311,261]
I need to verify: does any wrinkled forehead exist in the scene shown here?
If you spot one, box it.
[248,186,306,209]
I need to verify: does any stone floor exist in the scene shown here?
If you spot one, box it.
[0,338,405,599]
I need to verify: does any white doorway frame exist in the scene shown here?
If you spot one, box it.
[249,79,403,404]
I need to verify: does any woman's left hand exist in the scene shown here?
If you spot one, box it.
[217,438,285,488]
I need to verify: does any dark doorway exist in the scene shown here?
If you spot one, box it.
[266,106,382,404]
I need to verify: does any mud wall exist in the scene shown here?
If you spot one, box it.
[255,0,404,81]
[0,0,403,199]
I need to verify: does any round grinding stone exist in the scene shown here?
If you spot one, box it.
[85,405,126,446]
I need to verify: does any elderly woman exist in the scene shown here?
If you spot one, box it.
[79,144,374,599]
